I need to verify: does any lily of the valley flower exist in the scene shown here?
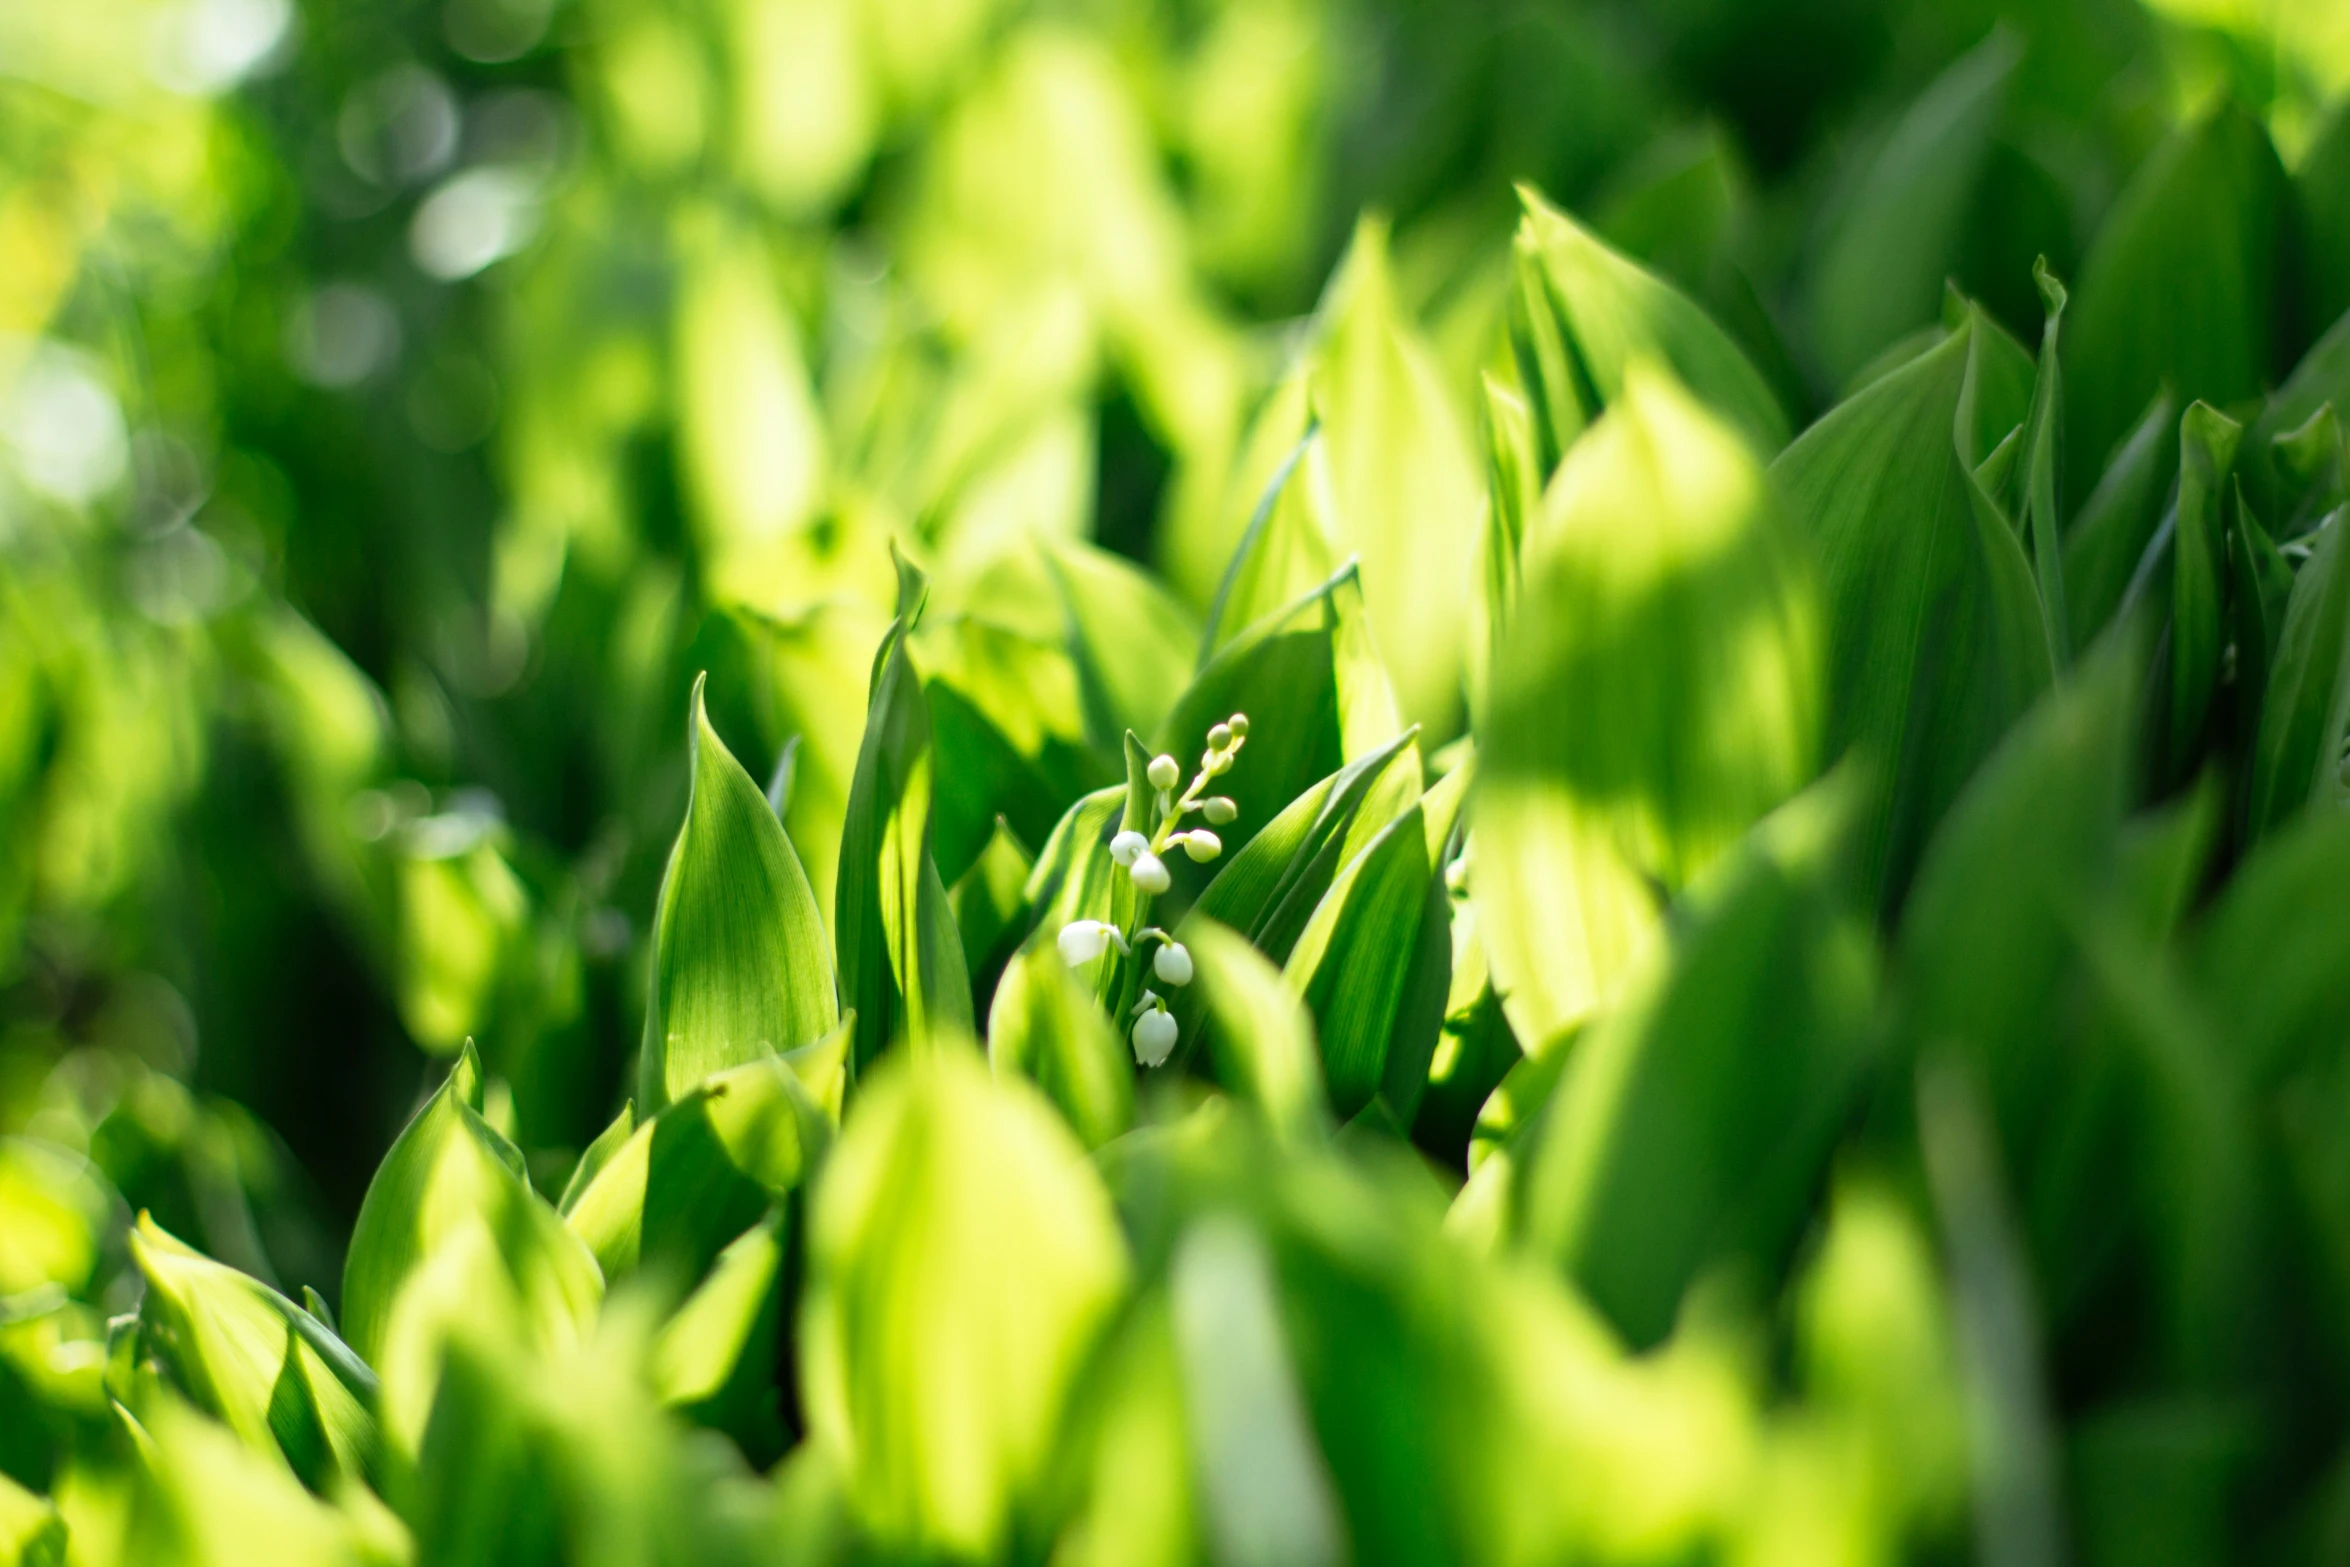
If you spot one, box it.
[1152,941,1193,986]
[1131,1002,1177,1067]
[1128,851,1171,895]
[1057,919,1130,966]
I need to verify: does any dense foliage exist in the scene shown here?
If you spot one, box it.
[5,0,2350,1561]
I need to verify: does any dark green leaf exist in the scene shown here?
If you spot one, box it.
[2245,511,2350,838]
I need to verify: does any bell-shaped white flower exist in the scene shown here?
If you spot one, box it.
[1146,754,1181,791]
[1132,1005,1178,1067]
[1109,830,1149,867]
[1057,920,1121,967]
[1129,851,1171,895]
[1153,941,1193,986]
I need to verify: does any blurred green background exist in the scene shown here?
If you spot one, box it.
[2,0,2347,1370]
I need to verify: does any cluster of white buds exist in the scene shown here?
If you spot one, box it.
[1054,714,1249,1070]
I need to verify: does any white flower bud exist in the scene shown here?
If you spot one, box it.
[1131,1006,1178,1067]
[1202,796,1237,825]
[1153,941,1193,986]
[1178,830,1221,862]
[1227,713,1249,739]
[1129,852,1171,895]
[1057,921,1110,966]
[1109,830,1148,867]
[1207,722,1232,750]
[1147,754,1181,791]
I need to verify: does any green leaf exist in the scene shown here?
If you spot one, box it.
[1480,364,1822,1049]
[1771,311,2053,913]
[987,941,1134,1150]
[800,1047,1128,1560]
[2243,308,2350,535]
[1186,730,1422,969]
[1467,375,1540,723]
[640,674,840,1113]
[1153,562,1403,894]
[2227,478,2296,725]
[1199,430,1340,662]
[950,815,1036,989]
[340,1043,602,1368]
[124,1396,379,1567]
[651,1207,789,1464]
[1283,764,1469,1124]
[2299,102,2350,337]
[0,1471,63,1567]
[835,549,974,1075]
[1177,920,1329,1148]
[2246,511,2350,838]
[555,1102,635,1215]
[1803,29,2021,384]
[2064,101,2286,477]
[686,597,888,918]
[1307,216,1485,731]
[2163,403,2245,776]
[1409,897,1523,1171]
[918,614,1106,884]
[565,1048,829,1283]
[1045,539,1201,754]
[2191,813,2350,1086]
[1014,784,1127,963]
[2064,392,2178,647]
[2016,260,2071,667]
[1515,777,1875,1349]
[130,1216,378,1493]
[1511,185,1790,463]
[1895,641,2138,1156]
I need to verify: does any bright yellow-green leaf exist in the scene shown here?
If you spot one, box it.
[987,942,1133,1150]
[1178,920,1328,1148]
[1198,429,1341,660]
[835,550,974,1074]
[123,1396,376,1567]
[1480,364,1821,1049]
[801,1046,1128,1559]
[650,1208,788,1462]
[130,1217,378,1493]
[640,674,839,1112]
[0,1139,107,1297]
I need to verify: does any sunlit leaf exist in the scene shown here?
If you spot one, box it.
[640,675,839,1113]
[800,1047,1128,1559]
[1198,430,1341,659]
[1480,363,1821,1049]
[130,1217,377,1493]
[1516,777,1875,1348]
[340,1044,602,1368]
[835,550,974,1074]
[650,1207,788,1463]
[917,613,1105,883]
[1511,185,1790,463]
[1045,540,1201,753]
[123,1396,377,1567]
[987,942,1134,1150]
[1174,920,1328,1147]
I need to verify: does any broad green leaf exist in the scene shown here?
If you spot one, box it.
[1895,643,2137,1158]
[1015,784,1126,963]
[1771,312,2053,913]
[1481,364,1821,1049]
[686,597,886,918]
[2259,402,2349,543]
[1199,430,1340,660]
[1307,216,1484,732]
[1186,730,1422,969]
[1516,778,1875,1349]
[800,1047,1128,1560]
[2245,510,2350,838]
[340,1043,602,1367]
[1468,374,1540,722]
[2227,478,2296,722]
[123,1395,376,1567]
[1283,764,1469,1124]
[1511,185,1790,462]
[2064,102,2286,476]
[555,1102,634,1214]
[393,830,528,1059]
[1410,897,1523,1171]
[2064,392,2178,647]
[2164,404,2244,776]
[130,1216,378,1493]
[1045,539,1201,753]
[2192,813,2350,1085]
[1178,920,1328,1148]
[2300,102,2350,337]
[1153,562,1403,893]
[640,675,839,1113]
[988,942,1134,1150]
[835,550,974,1074]
[918,614,1105,883]
[1804,29,2020,384]
[565,1049,829,1283]
[651,1208,788,1464]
